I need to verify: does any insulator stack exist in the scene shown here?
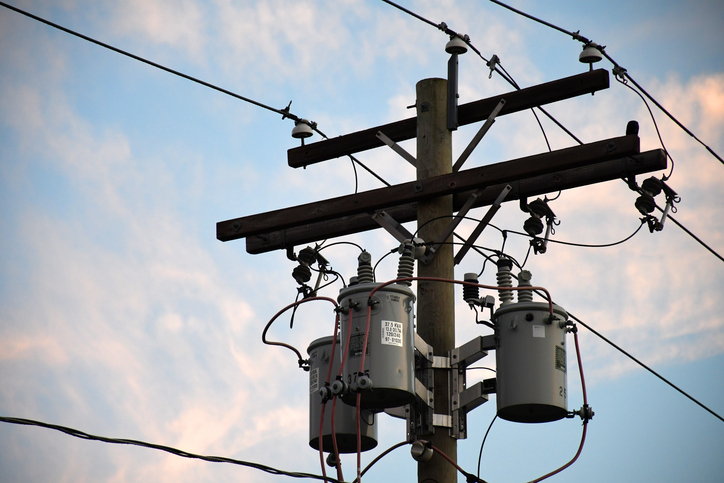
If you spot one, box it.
[396,241,415,285]
[517,270,533,302]
[463,272,480,306]
[357,251,374,284]
[496,258,514,306]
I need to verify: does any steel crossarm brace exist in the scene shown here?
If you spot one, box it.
[454,184,512,264]
[376,131,417,167]
[452,99,506,172]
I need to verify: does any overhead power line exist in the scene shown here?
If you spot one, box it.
[488,0,724,167]
[0,1,392,189]
[0,1,302,122]
[0,416,343,483]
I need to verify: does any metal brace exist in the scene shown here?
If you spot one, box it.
[369,210,415,243]
[454,184,512,265]
[452,98,506,172]
[450,335,496,439]
[376,130,417,167]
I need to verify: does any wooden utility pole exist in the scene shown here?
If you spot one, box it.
[216,67,667,482]
[415,78,456,483]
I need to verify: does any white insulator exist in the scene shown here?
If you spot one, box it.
[517,270,533,303]
[396,241,415,285]
[357,251,374,284]
[496,259,514,306]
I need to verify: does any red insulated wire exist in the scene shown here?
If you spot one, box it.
[262,296,338,364]
[527,329,589,483]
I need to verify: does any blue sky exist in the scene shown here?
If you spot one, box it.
[1,1,723,482]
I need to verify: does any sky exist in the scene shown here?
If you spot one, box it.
[0,0,723,482]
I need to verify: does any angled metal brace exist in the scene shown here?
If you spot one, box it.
[376,130,417,167]
[454,184,512,265]
[370,210,414,243]
[452,98,506,172]
[420,187,486,265]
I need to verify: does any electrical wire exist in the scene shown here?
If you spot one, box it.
[262,296,338,370]
[661,211,724,264]
[503,218,647,249]
[428,442,487,483]
[351,441,411,482]
[614,75,675,179]
[0,1,308,125]
[568,312,724,424]
[527,329,589,483]
[488,0,724,167]
[476,415,497,482]
[0,1,393,190]
[0,416,344,483]
[379,0,556,152]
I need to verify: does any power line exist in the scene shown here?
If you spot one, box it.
[0,416,344,483]
[488,0,724,167]
[0,2,305,123]
[567,313,724,424]
[0,0,392,189]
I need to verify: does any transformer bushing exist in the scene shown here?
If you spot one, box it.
[337,282,417,410]
[307,336,377,452]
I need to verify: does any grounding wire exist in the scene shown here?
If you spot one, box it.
[476,415,497,482]
[0,416,344,483]
[488,0,724,167]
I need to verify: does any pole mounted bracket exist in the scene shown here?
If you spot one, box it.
[453,99,506,172]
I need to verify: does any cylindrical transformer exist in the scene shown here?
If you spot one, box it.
[337,282,416,410]
[307,336,378,453]
[494,301,569,423]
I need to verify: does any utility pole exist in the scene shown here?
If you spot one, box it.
[216,68,667,482]
[415,78,456,483]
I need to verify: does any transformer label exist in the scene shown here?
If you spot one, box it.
[348,333,369,358]
[310,367,320,394]
[381,320,404,347]
[555,345,567,373]
[532,325,546,338]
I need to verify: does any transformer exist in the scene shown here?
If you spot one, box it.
[493,264,570,423]
[307,336,377,453]
[337,282,417,410]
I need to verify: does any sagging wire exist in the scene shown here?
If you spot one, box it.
[614,75,675,180]
[527,325,590,483]
[350,441,411,483]
[262,296,338,371]
[0,416,344,483]
[0,2,321,133]
[488,0,724,167]
[380,0,556,153]
[476,415,497,483]
[0,2,392,193]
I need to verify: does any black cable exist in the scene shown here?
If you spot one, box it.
[0,1,305,123]
[476,415,497,482]
[567,313,724,424]
[662,212,724,264]
[615,75,675,179]
[1,0,394,191]
[0,416,344,483]
[488,0,724,167]
[503,219,646,249]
